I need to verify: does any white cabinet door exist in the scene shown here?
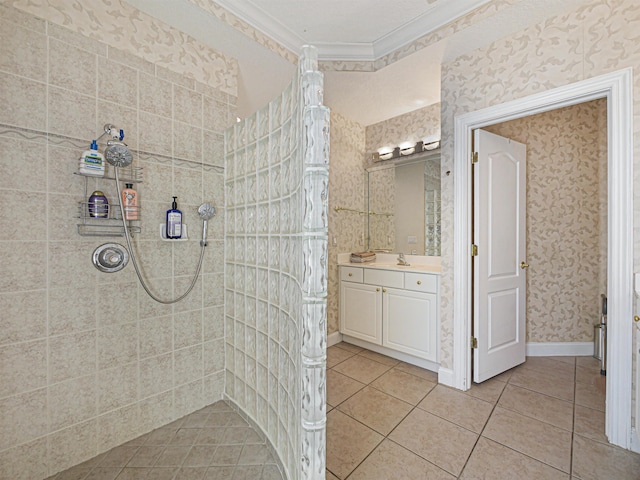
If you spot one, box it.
[340,282,382,345]
[383,287,437,362]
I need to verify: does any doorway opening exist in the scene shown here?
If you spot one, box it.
[450,68,634,449]
[471,98,607,382]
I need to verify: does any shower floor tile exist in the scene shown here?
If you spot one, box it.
[45,401,284,480]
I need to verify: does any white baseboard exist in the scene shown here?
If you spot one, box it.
[438,367,454,387]
[327,331,343,347]
[526,342,594,357]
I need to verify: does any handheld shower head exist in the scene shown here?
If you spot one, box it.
[104,142,133,168]
[198,203,216,220]
[198,203,216,246]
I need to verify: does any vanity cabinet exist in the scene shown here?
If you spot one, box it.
[339,265,439,363]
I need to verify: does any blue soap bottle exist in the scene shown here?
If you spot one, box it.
[166,196,182,239]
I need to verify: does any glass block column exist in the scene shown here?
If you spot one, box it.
[224,45,329,480]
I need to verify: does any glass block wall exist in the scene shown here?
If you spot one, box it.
[224,46,329,480]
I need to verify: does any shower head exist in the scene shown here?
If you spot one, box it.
[198,203,216,246]
[104,141,133,168]
[198,203,216,220]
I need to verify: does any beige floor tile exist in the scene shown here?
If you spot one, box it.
[498,384,573,431]
[418,385,493,433]
[332,355,392,384]
[546,356,576,366]
[349,439,455,480]
[325,470,339,480]
[99,446,139,467]
[338,386,412,435]
[370,368,436,405]
[491,368,515,383]
[326,346,355,369]
[573,405,607,444]
[332,342,363,354]
[576,356,601,372]
[508,368,574,402]
[394,362,438,382]
[357,349,401,367]
[326,410,383,479]
[326,370,365,407]
[464,377,507,404]
[572,434,640,480]
[520,356,575,377]
[175,466,208,479]
[460,437,569,480]
[575,380,605,412]
[482,407,572,472]
[84,467,121,479]
[389,408,478,476]
[515,360,575,386]
[576,366,604,385]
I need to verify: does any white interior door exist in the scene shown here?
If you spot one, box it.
[473,129,527,383]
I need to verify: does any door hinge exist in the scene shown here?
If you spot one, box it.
[471,337,478,349]
[471,244,478,256]
[472,152,478,164]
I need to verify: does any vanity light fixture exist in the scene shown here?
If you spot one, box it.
[372,140,440,162]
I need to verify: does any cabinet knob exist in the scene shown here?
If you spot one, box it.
[417,280,422,285]
[376,288,380,292]
[382,289,387,293]
[348,273,353,277]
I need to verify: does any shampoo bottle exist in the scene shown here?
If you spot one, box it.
[121,183,138,220]
[88,191,109,218]
[79,140,105,176]
[166,196,182,239]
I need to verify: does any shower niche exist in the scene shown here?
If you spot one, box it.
[75,164,143,237]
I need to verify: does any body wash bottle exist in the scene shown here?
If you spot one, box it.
[166,196,182,239]
[121,183,138,220]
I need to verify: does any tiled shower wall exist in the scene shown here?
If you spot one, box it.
[0,4,235,478]
[224,47,330,480]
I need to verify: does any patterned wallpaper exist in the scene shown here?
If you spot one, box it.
[187,0,299,65]
[327,111,366,336]
[10,0,238,95]
[439,0,640,370]
[365,103,441,169]
[484,100,607,343]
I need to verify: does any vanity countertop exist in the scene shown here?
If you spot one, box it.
[337,253,441,274]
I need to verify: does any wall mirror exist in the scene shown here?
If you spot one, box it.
[366,150,441,255]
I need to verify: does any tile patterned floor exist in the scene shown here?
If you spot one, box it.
[42,345,640,480]
[46,401,284,480]
[326,342,640,479]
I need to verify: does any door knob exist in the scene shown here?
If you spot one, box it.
[520,261,529,269]
[634,315,639,323]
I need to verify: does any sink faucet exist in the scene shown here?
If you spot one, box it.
[397,253,410,266]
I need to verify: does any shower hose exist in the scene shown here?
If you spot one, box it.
[114,168,206,304]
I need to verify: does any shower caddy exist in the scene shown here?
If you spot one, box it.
[75,124,143,237]
[75,164,143,237]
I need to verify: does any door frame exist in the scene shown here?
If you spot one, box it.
[451,68,634,449]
